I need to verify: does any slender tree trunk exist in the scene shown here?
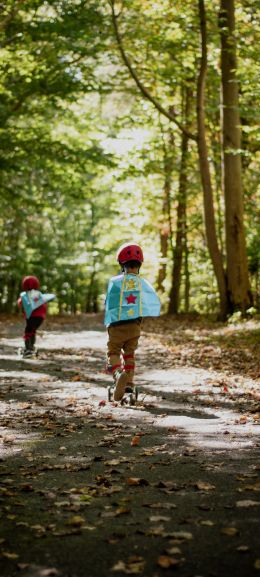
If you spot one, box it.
[197,0,228,319]
[219,0,252,312]
[168,131,188,314]
[157,131,174,293]
[157,220,169,293]
[6,277,17,313]
[168,85,192,314]
[184,218,190,313]
[86,270,99,312]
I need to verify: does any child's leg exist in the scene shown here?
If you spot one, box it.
[107,326,123,374]
[107,325,129,401]
[123,323,141,387]
[24,317,43,350]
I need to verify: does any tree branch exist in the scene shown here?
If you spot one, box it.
[109,0,197,141]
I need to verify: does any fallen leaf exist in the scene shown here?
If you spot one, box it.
[19,403,32,410]
[111,556,145,574]
[131,436,141,447]
[157,555,181,568]
[38,570,60,577]
[149,515,171,523]
[195,481,216,491]
[111,561,127,573]
[2,551,19,559]
[65,515,85,527]
[99,400,106,407]
[238,481,260,492]
[165,546,182,555]
[236,500,260,507]
[254,559,260,569]
[2,436,15,444]
[221,527,239,536]
[146,525,165,536]
[126,477,149,486]
[20,483,34,492]
[115,507,131,516]
[167,531,193,541]
[143,502,176,510]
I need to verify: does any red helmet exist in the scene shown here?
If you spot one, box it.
[117,243,144,264]
[22,276,40,291]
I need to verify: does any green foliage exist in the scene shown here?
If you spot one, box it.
[0,0,258,315]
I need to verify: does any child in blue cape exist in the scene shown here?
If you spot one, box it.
[18,275,55,357]
[105,242,160,401]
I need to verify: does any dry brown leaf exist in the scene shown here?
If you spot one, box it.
[165,546,182,555]
[65,515,85,527]
[20,483,34,492]
[19,403,32,410]
[149,515,171,523]
[195,481,216,491]
[115,507,131,516]
[126,477,149,486]
[168,531,193,541]
[38,570,59,577]
[65,397,77,406]
[131,435,141,447]
[2,551,19,559]
[221,527,239,536]
[236,500,260,507]
[111,556,145,574]
[2,435,15,444]
[157,555,181,568]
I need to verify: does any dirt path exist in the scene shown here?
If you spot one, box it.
[0,315,259,577]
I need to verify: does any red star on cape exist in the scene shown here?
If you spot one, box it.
[126,293,137,304]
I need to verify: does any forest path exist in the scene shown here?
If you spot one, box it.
[0,315,259,577]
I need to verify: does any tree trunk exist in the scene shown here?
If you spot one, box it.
[157,222,169,293]
[219,0,252,312]
[184,218,190,313]
[157,131,174,293]
[168,124,189,313]
[197,0,228,319]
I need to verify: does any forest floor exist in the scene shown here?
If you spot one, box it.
[0,314,259,577]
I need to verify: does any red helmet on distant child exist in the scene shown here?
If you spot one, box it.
[22,276,40,291]
[117,243,144,264]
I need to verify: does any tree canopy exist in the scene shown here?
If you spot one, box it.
[0,0,259,317]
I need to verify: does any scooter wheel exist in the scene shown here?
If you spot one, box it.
[108,387,114,402]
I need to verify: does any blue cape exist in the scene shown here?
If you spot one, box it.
[104,273,160,326]
[20,290,56,319]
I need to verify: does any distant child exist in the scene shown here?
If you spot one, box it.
[18,276,55,357]
[104,242,160,401]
